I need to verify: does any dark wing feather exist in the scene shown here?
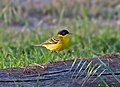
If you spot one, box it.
[41,35,61,45]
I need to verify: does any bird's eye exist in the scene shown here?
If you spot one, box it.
[63,32,65,35]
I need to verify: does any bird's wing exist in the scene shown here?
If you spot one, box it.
[41,35,61,45]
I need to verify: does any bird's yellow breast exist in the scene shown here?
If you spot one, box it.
[43,34,69,52]
[60,34,69,50]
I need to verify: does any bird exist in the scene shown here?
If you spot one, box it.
[33,29,71,53]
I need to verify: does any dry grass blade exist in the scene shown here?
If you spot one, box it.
[98,58,120,83]
[81,62,94,87]
[81,63,104,87]
[69,58,77,71]
[71,58,83,79]
[72,60,87,82]
[92,69,106,83]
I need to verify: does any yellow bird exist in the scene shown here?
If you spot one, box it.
[34,29,71,53]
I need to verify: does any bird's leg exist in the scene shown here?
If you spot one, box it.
[50,51,67,65]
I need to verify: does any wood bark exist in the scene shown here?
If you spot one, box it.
[0,53,120,87]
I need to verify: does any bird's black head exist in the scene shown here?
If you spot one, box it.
[58,29,70,36]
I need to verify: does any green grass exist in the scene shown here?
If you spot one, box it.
[0,21,120,69]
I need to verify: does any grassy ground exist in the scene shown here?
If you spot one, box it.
[0,0,120,69]
[0,21,120,68]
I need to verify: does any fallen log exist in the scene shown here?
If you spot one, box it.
[0,53,120,87]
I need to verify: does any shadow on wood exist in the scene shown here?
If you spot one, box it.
[0,53,120,87]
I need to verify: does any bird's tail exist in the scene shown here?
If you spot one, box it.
[33,44,42,46]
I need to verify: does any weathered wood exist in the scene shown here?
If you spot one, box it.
[0,53,120,87]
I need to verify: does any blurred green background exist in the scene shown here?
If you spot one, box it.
[0,0,120,68]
